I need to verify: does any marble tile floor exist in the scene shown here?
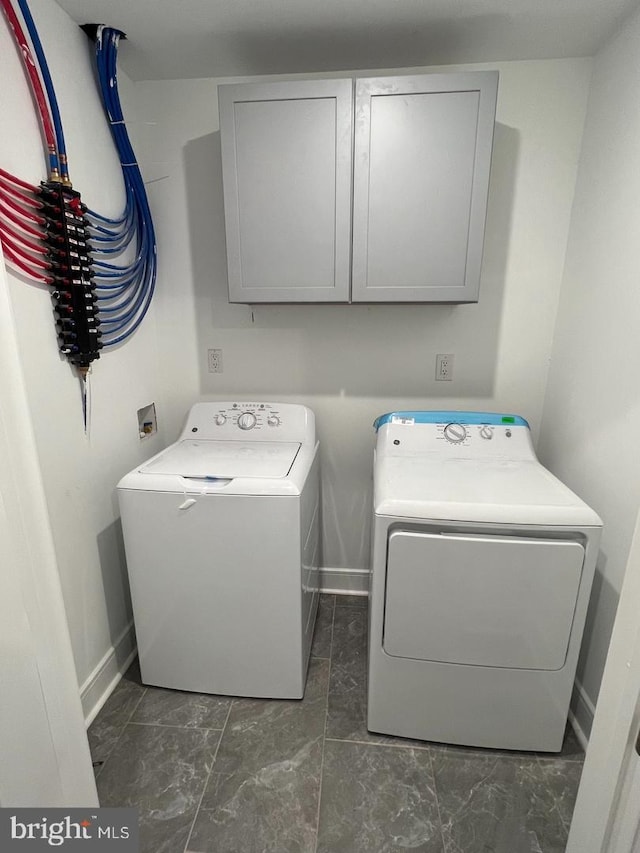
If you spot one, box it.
[89,594,584,853]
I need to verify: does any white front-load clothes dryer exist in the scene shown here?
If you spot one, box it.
[117,402,320,699]
[367,411,602,752]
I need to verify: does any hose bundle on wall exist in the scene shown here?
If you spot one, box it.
[86,26,157,349]
[0,167,53,284]
[0,0,157,369]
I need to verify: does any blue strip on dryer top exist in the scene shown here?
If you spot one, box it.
[373,411,530,431]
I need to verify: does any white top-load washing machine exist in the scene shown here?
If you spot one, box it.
[117,401,320,699]
[368,411,602,752]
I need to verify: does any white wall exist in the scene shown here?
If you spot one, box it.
[0,0,166,709]
[133,58,592,571]
[537,6,640,735]
[0,259,97,806]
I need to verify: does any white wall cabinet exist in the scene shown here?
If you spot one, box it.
[218,71,498,304]
[218,79,354,303]
[352,73,498,303]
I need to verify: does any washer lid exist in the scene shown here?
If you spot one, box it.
[139,440,301,479]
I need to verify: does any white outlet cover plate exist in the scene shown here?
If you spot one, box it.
[436,353,454,381]
[208,349,223,373]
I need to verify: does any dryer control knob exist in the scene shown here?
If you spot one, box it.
[267,415,280,427]
[480,425,493,440]
[215,413,227,426]
[444,422,467,444]
[237,412,257,430]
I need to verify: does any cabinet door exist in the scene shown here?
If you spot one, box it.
[352,72,498,303]
[218,80,353,303]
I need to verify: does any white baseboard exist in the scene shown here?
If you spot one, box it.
[80,621,137,727]
[569,678,596,750]
[319,567,370,595]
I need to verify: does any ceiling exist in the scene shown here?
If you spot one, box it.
[56,0,640,81]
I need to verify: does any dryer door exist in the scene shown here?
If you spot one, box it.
[383,530,584,670]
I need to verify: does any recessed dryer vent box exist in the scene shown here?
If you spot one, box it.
[137,403,157,440]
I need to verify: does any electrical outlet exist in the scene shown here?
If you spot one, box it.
[436,353,454,381]
[208,348,223,374]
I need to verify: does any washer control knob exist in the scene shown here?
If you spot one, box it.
[214,413,227,426]
[267,415,280,427]
[443,422,468,444]
[480,425,493,440]
[237,412,257,431]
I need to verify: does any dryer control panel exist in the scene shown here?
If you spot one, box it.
[438,421,507,447]
[374,411,536,461]
[181,401,316,445]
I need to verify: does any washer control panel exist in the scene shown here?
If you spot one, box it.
[181,402,315,444]
[215,403,280,432]
[206,403,280,433]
